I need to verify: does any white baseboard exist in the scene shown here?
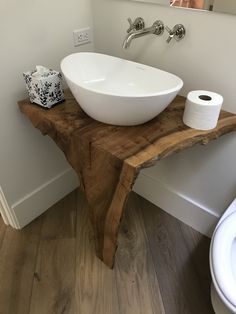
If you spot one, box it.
[4,167,218,236]
[133,172,219,237]
[11,168,79,229]
[0,186,18,227]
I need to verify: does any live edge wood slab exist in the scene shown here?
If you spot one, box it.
[18,89,236,268]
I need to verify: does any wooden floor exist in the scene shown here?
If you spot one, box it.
[0,190,214,314]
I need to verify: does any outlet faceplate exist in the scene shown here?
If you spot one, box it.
[73,27,91,46]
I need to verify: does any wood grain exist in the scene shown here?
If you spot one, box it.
[180,222,213,303]
[115,193,165,314]
[18,89,236,267]
[75,190,165,314]
[75,190,119,314]
[140,197,214,314]
[0,189,214,314]
[0,217,42,314]
[29,192,77,314]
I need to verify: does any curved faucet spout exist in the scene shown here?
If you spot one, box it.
[122,20,164,49]
[123,27,154,49]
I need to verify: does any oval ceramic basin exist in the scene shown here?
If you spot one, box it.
[61,52,183,126]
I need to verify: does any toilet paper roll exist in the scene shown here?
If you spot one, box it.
[183,90,223,130]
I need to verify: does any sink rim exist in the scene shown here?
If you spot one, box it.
[61,52,183,98]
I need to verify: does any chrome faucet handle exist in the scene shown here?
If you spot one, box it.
[152,20,164,36]
[165,24,186,43]
[126,17,145,33]
[165,26,174,43]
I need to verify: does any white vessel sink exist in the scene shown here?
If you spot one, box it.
[61,52,183,126]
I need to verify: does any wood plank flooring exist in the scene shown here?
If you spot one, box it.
[0,190,214,314]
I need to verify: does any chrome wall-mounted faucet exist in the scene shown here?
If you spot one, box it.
[126,17,145,33]
[123,17,164,49]
[165,24,186,43]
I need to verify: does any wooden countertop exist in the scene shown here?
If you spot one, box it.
[18,89,236,268]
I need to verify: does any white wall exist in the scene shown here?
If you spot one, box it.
[91,0,236,232]
[0,0,93,225]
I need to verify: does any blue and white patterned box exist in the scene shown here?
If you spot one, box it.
[23,66,64,108]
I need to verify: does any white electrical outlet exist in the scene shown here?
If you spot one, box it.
[73,27,91,46]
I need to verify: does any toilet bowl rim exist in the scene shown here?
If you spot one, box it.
[210,261,236,313]
[210,211,236,311]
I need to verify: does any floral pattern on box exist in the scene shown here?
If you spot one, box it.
[23,68,64,108]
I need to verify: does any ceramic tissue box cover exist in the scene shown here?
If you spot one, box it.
[23,67,64,108]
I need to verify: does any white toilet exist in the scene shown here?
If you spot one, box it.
[210,199,236,314]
